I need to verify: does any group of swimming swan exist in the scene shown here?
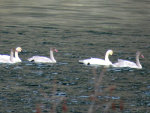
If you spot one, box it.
[0,47,144,69]
[0,47,22,63]
[0,47,57,64]
[79,50,144,69]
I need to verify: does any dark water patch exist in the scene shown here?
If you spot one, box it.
[58,81,77,86]
[87,30,114,36]
[5,25,18,28]
[42,41,58,45]
[1,31,10,34]
[87,30,150,37]
[28,25,58,30]
[55,92,66,97]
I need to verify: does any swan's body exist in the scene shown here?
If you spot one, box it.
[0,55,10,60]
[0,47,22,63]
[113,52,144,69]
[0,49,15,63]
[79,50,113,66]
[28,48,58,63]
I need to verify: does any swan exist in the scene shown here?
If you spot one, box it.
[113,51,144,69]
[28,48,58,63]
[0,48,15,63]
[0,47,22,63]
[79,50,113,66]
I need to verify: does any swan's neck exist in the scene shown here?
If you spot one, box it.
[105,52,112,64]
[50,50,56,62]
[105,52,110,62]
[15,51,21,61]
[15,51,19,59]
[10,49,14,62]
[136,54,142,68]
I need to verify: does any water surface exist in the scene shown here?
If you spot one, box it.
[0,0,150,112]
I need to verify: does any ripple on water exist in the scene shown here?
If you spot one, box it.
[71,99,78,103]
[143,91,150,96]
[79,95,90,98]
[108,67,139,73]
[13,66,22,70]
[31,70,43,76]
[98,96,120,100]
[55,92,66,97]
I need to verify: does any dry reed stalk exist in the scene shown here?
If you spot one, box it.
[88,67,121,113]
[37,79,66,113]
[36,104,41,113]
[88,68,106,113]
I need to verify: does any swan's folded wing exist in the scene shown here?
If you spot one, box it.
[28,56,52,63]
[0,56,13,63]
[113,59,137,68]
[0,55,10,59]
[117,59,126,62]
[89,58,108,65]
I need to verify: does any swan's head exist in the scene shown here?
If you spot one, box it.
[16,47,22,52]
[51,48,58,52]
[107,50,113,55]
[141,54,144,58]
[136,51,144,58]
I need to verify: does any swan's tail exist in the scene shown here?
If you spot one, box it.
[28,57,34,62]
[79,60,84,64]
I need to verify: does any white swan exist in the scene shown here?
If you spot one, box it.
[0,48,15,63]
[0,47,22,63]
[79,50,113,66]
[113,51,144,69]
[28,48,58,63]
